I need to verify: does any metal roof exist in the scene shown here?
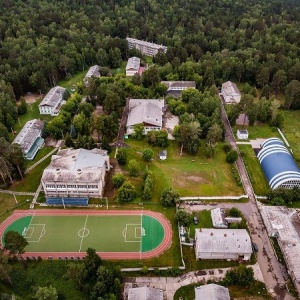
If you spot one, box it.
[161,81,196,90]
[195,284,230,300]
[258,138,300,189]
[126,57,140,71]
[221,81,241,96]
[84,65,100,79]
[39,86,66,108]
[128,287,163,300]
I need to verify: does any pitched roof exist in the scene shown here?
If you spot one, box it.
[127,99,164,127]
[195,284,230,300]
[126,37,167,52]
[161,81,196,89]
[126,57,141,71]
[222,81,241,96]
[195,228,252,254]
[84,65,101,79]
[39,86,66,108]
[128,287,163,300]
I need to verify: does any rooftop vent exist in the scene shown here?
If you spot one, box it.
[56,168,60,171]
[77,169,81,174]
[210,232,213,236]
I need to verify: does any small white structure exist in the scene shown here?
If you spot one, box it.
[221,81,241,104]
[83,65,101,86]
[39,86,67,116]
[126,57,141,76]
[195,228,252,260]
[12,119,44,160]
[126,37,167,57]
[211,208,228,228]
[128,287,163,300]
[126,99,165,135]
[41,148,110,198]
[195,284,230,300]
[225,217,242,224]
[159,150,167,160]
[237,129,249,140]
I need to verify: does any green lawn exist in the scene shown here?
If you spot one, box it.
[25,146,55,168]
[124,139,244,199]
[2,213,164,253]
[238,145,269,196]
[234,124,280,140]
[280,109,300,161]
[58,70,87,90]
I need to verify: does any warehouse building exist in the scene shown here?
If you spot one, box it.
[258,138,300,189]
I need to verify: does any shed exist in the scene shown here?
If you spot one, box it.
[159,150,167,160]
[195,284,230,300]
[237,129,249,140]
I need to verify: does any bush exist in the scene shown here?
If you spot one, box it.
[116,148,127,165]
[224,265,255,287]
[226,150,238,163]
[117,182,136,203]
[112,173,125,188]
[128,159,140,177]
[142,148,154,162]
[143,172,153,201]
[140,266,148,274]
[229,207,242,217]
[175,210,192,226]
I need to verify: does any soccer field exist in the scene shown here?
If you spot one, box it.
[0,210,171,259]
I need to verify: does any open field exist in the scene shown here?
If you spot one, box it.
[0,210,171,259]
[238,145,269,196]
[125,139,244,198]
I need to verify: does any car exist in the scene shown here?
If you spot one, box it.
[252,242,258,252]
[193,216,199,225]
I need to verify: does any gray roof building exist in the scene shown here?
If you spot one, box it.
[195,228,252,260]
[126,99,165,135]
[221,81,241,104]
[126,37,167,57]
[126,57,141,76]
[39,86,66,115]
[195,284,230,300]
[127,287,163,300]
[161,81,196,90]
[12,119,44,160]
[84,65,101,86]
[211,208,228,228]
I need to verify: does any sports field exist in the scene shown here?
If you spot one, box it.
[0,210,172,259]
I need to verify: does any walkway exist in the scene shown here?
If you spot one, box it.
[30,183,43,209]
[123,263,263,300]
[0,190,35,196]
[220,99,293,299]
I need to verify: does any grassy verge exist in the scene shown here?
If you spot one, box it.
[25,146,55,168]
[238,145,269,195]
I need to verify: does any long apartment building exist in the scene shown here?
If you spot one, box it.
[126,37,167,57]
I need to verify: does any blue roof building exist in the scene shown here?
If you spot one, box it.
[258,138,300,189]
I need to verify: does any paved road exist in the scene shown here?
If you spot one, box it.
[220,100,293,299]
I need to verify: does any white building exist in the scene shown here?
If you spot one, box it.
[126,57,141,76]
[237,129,249,140]
[126,37,167,57]
[161,81,196,97]
[12,119,44,160]
[195,284,230,300]
[127,287,163,300]
[260,205,300,294]
[211,208,228,228]
[221,81,241,104]
[41,148,110,198]
[83,65,101,86]
[126,99,165,135]
[195,228,252,260]
[39,86,67,116]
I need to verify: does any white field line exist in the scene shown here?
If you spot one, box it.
[78,215,88,252]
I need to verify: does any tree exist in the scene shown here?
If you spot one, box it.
[260,85,271,99]
[143,171,153,201]
[160,187,180,207]
[0,123,9,140]
[229,207,242,217]
[207,123,222,145]
[142,148,154,162]
[0,248,12,285]
[67,262,85,286]
[285,80,300,109]
[112,173,125,188]
[226,150,238,164]
[132,123,144,140]
[224,265,255,287]
[175,210,192,226]
[35,286,58,300]
[116,148,127,165]
[128,159,140,177]
[17,97,27,115]
[4,231,28,256]
[84,248,102,285]
[117,182,136,203]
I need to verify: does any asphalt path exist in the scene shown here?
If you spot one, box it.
[220,99,293,300]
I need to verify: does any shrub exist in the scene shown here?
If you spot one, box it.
[112,173,125,188]
[160,187,180,207]
[142,148,154,162]
[117,182,136,203]
[226,150,238,163]
[116,148,127,165]
[175,210,192,226]
[128,159,140,177]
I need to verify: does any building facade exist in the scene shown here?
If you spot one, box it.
[126,99,165,135]
[41,148,110,198]
[12,119,44,160]
[195,228,252,260]
[39,86,67,116]
[221,81,241,104]
[126,37,167,57]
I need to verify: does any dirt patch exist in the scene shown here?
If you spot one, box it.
[24,93,41,104]
[174,175,209,186]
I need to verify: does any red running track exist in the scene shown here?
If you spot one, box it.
[0,209,173,260]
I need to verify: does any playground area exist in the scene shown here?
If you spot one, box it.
[0,210,172,259]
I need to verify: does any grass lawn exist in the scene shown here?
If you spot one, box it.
[238,145,269,196]
[173,281,270,300]
[111,60,127,75]
[234,124,280,140]
[124,139,244,199]
[280,109,300,161]
[58,70,87,90]
[25,146,55,168]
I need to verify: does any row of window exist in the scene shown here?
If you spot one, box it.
[45,184,98,189]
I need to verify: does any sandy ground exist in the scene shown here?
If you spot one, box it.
[24,94,41,104]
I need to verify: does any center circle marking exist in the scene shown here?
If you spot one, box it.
[78,228,89,238]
